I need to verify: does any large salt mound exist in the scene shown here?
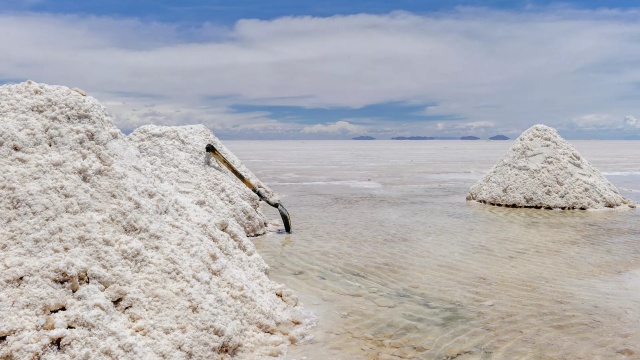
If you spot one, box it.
[467,124,634,210]
[128,124,271,237]
[0,81,310,359]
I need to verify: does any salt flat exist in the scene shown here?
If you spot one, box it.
[228,139,640,360]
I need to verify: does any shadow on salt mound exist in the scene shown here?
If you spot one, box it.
[467,124,635,210]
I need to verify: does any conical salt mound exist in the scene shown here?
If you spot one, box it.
[467,124,634,209]
[0,81,312,360]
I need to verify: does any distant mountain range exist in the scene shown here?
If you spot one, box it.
[489,135,510,140]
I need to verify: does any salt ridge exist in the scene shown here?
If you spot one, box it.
[0,81,311,359]
[467,124,635,209]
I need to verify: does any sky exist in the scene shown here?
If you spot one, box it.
[2,1,640,139]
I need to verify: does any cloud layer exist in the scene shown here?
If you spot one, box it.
[2,9,640,138]
[301,121,363,134]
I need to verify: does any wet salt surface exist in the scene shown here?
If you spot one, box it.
[226,140,640,360]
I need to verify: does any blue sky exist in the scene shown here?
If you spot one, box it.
[2,1,640,139]
[9,1,640,23]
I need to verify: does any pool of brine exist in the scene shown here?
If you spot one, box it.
[226,140,640,360]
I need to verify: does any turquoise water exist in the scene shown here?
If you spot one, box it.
[227,140,640,360]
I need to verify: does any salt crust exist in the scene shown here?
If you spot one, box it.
[467,124,635,209]
[0,81,312,359]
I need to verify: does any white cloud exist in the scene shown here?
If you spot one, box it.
[568,112,640,129]
[2,9,640,137]
[624,115,640,129]
[436,121,496,131]
[301,121,362,134]
[569,113,619,130]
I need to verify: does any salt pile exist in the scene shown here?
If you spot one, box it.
[128,124,272,237]
[0,81,311,359]
[467,124,635,209]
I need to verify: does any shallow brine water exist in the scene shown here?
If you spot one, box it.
[226,140,640,360]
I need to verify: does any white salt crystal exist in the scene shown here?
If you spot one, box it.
[128,124,271,237]
[467,124,635,209]
[0,81,313,359]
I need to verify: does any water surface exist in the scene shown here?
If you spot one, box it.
[226,140,640,360]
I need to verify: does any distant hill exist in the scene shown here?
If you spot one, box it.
[391,136,435,140]
[489,135,510,140]
[352,136,376,140]
[460,136,480,140]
